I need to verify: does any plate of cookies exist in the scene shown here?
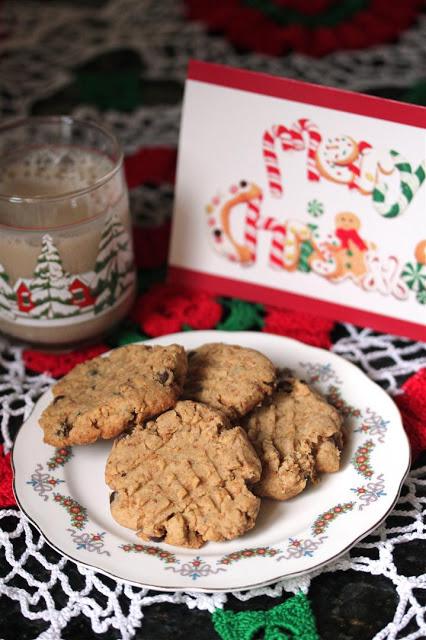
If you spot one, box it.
[13,330,410,592]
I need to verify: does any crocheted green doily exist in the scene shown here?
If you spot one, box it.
[212,592,319,640]
[217,298,264,331]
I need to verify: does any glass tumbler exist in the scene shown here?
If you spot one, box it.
[0,116,136,347]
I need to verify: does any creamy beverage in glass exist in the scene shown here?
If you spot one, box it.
[0,117,136,347]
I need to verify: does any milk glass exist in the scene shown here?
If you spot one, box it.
[0,117,136,347]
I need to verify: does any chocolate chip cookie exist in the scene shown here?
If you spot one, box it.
[243,377,343,500]
[39,344,188,447]
[183,343,277,420]
[105,400,261,548]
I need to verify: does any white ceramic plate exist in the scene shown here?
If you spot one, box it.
[13,331,410,592]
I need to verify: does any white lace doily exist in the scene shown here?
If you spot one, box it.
[1,329,425,639]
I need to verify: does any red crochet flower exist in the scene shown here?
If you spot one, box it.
[0,445,16,508]
[133,283,222,337]
[262,305,334,348]
[23,344,109,378]
[185,0,421,57]
[395,368,426,460]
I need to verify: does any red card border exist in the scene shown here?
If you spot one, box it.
[169,61,426,341]
[188,60,426,128]
[169,266,425,342]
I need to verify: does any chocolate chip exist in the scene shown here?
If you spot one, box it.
[53,395,65,405]
[128,410,138,426]
[264,380,276,387]
[88,369,98,376]
[117,413,138,441]
[56,419,72,438]
[213,229,222,238]
[109,491,117,503]
[278,379,293,393]
[148,535,165,542]
[117,425,134,441]
[120,471,127,477]
[240,180,248,187]
[276,370,294,392]
[156,370,172,385]
[333,432,344,450]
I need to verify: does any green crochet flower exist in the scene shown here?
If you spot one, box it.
[113,329,148,346]
[212,592,319,640]
[217,298,264,331]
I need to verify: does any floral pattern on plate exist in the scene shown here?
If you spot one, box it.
[165,557,227,580]
[53,494,88,529]
[351,474,386,511]
[312,503,355,536]
[218,547,281,565]
[27,463,64,501]
[351,440,376,478]
[47,447,73,470]
[68,530,110,556]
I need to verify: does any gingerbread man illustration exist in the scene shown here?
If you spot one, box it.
[334,212,368,251]
[333,212,371,280]
[309,212,372,282]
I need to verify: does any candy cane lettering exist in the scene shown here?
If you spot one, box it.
[362,255,409,300]
[257,217,287,269]
[352,147,394,195]
[254,218,310,271]
[373,150,426,218]
[206,181,263,265]
[281,220,311,271]
[263,118,321,198]
[315,136,360,186]
[206,183,313,271]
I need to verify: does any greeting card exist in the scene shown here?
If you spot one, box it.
[168,61,426,340]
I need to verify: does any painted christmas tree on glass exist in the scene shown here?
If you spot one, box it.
[0,264,16,318]
[91,213,134,314]
[29,234,77,319]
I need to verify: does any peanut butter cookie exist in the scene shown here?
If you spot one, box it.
[39,344,187,446]
[183,343,276,420]
[243,377,343,500]
[105,400,261,548]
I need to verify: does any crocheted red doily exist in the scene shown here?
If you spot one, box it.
[133,283,223,336]
[262,304,334,349]
[185,0,422,57]
[396,368,426,460]
[0,445,16,508]
[23,344,109,377]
